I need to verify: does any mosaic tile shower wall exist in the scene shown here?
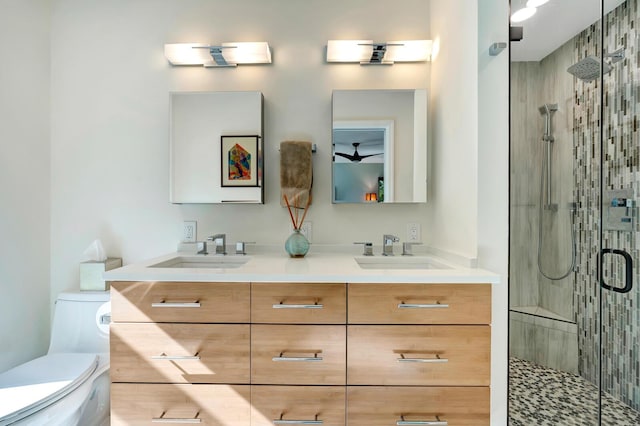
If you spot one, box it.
[573,0,640,410]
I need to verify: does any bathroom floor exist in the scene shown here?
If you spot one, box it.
[509,357,640,425]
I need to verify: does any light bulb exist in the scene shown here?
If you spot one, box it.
[511,7,537,23]
[526,0,550,7]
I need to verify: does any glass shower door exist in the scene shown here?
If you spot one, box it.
[508,0,603,424]
[510,0,640,424]
[598,2,640,424]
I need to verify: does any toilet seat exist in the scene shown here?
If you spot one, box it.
[0,353,98,424]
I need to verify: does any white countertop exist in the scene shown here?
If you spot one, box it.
[104,246,500,284]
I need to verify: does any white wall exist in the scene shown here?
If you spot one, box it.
[49,0,432,299]
[1,1,510,418]
[477,1,510,424]
[430,2,510,423]
[428,1,479,259]
[0,0,52,372]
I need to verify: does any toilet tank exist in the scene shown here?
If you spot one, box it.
[48,291,110,354]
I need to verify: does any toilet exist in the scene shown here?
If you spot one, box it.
[0,292,111,426]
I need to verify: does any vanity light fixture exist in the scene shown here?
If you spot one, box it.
[510,7,536,23]
[326,40,432,65]
[526,0,549,7]
[510,0,553,23]
[164,42,272,67]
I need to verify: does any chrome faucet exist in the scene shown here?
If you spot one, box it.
[382,234,399,256]
[196,241,208,255]
[402,242,423,256]
[235,241,255,255]
[207,234,227,255]
[354,242,374,256]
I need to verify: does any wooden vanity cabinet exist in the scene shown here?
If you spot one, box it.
[110,322,250,384]
[347,325,490,386]
[251,282,346,324]
[111,383,251,425]
[251,386,346,426]
[346,283,492,426]
[347,386,490,426]
[110,281,249,323]
[347,283,491,324]
[110,281,491,425]
[110,281,251,425]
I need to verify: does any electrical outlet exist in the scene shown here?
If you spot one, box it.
[406,223,421,242]
[291,221,312,242]
[183,221,197,243]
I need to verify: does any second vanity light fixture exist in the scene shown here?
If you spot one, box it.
[510,0,551,23]
[164,42,272,67]
[326,40,432,65]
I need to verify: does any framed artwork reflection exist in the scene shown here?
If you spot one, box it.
[221,135,261,187]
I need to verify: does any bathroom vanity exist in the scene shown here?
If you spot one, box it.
[106,251,498,425]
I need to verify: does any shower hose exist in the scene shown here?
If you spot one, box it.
[537,142,577,281]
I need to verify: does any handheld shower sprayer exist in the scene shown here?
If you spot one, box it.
[538,103,557,143]
[536,103,577,280]
[539,104,558,211]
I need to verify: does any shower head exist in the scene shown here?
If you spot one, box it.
[567,56,612,81]
[538,103,558,116]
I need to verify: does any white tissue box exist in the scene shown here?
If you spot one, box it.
[80,258,122,291]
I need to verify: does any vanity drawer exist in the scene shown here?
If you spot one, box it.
[252,283,346,324]
[251,385,346,426]
[347,325,490,386]
[111,323,250,384]
[251,324,346,385]
[348,283,491,324]
[347,386,490,426]
[111,383,251,425]
[110,281,250,323]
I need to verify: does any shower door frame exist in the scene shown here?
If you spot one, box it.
[596,0,637,422]
[508,0,614,424]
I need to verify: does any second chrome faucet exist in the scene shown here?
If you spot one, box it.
[382,234,400,256]
[207,234,227,255]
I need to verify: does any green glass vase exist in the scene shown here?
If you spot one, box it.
[285,229,310,258]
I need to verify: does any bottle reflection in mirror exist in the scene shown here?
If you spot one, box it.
[378,176,384,202]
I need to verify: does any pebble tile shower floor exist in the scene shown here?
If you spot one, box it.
[509,358,640,425]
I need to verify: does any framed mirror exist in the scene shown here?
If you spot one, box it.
[170,91,264,204]
[331,89,427,204]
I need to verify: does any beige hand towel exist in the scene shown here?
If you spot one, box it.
[280,141,313,207]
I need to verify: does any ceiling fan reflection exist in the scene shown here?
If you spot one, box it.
[334,142,383,163]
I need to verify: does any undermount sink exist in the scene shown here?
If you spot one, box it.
[149,255,249,269]
[355,256,451,270]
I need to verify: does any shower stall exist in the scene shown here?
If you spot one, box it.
[509,0,639,424]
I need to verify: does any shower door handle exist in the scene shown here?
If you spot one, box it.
[599,248,633,293]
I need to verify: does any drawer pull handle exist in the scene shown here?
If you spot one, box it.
[398,301,449,309]
[273,413,323,424]
[397,415,447,426]
[272,352,323,362]
[272,301,324,309]
[152,411,202,424]
[152,352,201,361]
[152,301,201,308]
[397,354,448,363]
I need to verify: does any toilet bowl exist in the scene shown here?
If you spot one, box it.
[0,292,111,426]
